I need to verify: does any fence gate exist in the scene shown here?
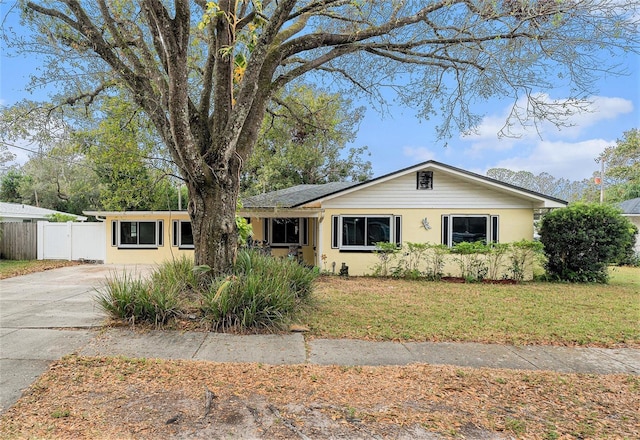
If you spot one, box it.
[37,221,105,262]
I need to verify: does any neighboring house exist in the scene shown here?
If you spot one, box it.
[0,202,87,222]
[85,161,567,274]
[619,197,640,254]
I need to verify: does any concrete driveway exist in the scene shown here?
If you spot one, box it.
[0,264,151,413]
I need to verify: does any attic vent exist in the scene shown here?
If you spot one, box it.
[416,171,433,190]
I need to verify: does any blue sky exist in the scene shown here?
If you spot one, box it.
[1,7,638,182]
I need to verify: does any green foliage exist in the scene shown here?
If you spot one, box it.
[0,169,27,203]
[396,242,430,280]
[45,213,78,222]
[423,244,450,280]
[451,241,489,282]
[79,96,178,211]
[485,242,511,281]
[371,242,401,277]
[390,242,449,280]
[202,250,318,330]
[150,256,202,293]
[241,85,371,196]
[597,128,640,203]
[96,271,180,326]
[235,200,253,245]
[508,240,544,282]
[96,251,317,330]
[366,241,545,282]
[15,145,101,216]
[0,98,182,214]
[539,203,637,283]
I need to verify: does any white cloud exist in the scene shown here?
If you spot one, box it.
[460,95,634,154]
[402,145,439,162]
[490,138,613,181]
[548,96,634,138]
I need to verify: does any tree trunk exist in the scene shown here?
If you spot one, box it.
[186,163,240,276]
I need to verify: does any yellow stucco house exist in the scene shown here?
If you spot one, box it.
[85,161,567,275]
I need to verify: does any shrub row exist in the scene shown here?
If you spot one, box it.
[370,240,544,282]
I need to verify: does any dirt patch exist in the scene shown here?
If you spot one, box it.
[1,356,638,439]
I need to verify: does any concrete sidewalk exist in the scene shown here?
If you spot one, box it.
[79,328,640,375]
[2,264,639,415]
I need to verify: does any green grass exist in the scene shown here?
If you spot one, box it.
[305,266,640,347]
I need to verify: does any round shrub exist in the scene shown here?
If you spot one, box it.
[539,203,637,283]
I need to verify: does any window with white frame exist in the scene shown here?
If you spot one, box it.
[266,218,308,246]
[331,215,401,251]
[441,215,499,246]
[112,220,163,248]
[172,220,194,248]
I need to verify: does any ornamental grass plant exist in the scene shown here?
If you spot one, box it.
[96,251,318,330]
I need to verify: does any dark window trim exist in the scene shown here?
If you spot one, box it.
[268,218,307,246]
[172,220,194,249]
[441,214,499,247]
[491,215,499,243]
[114,220,163,249]
[111,221,117,247]
[332,214,398,251]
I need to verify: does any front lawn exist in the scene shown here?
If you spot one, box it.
[304,266,640,347]
[0,259,80,280]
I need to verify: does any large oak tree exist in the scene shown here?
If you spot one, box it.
[8,0,639,274]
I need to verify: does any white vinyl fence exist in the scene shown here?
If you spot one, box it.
[37,221,105,262]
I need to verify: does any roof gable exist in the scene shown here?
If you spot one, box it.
[240,161,568,210]
[316,161,566,206]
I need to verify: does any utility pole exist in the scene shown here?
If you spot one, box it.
[600,159,605,204]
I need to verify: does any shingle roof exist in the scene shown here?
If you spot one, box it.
[242,182,358,208]
[619,198,640,215]
[0,202,87,221]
